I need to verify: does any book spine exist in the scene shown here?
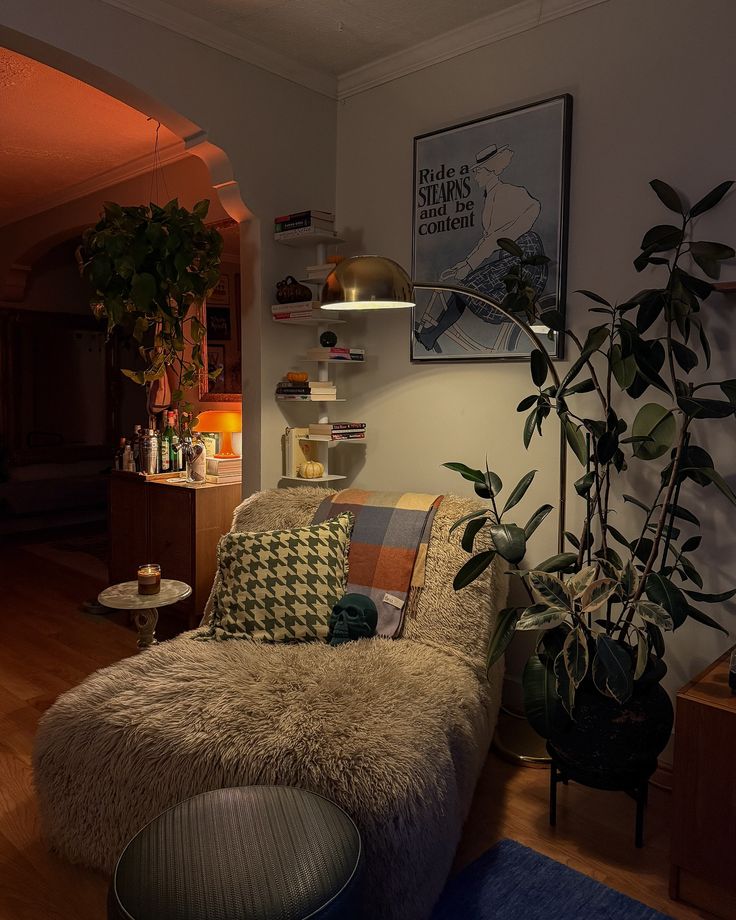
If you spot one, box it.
[274,226,336,240]
[275,217,334,233]
[330,433,365,440]
[274,210,335,224]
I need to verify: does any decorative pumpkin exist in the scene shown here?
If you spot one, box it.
[320,330,338,348]
[299,460,325,479]
[287,371,309,383]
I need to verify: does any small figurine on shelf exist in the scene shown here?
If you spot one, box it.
[298,460,325,479]
[320,330,338,348]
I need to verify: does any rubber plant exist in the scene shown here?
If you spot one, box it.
[445,178,735,739]
[78,198,224,414]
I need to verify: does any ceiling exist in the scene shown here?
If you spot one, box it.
[112,0,522,76]
[0,48,179,227]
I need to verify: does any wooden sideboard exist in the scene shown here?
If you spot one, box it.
[109,472,242,630]
[670,647,736,919]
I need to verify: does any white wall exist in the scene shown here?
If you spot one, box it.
[1,0,337,495]
[336,0,736,728]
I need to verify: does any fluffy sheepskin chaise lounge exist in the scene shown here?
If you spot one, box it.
[34,487,506,920]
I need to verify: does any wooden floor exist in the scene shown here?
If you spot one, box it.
[0,542,709,920]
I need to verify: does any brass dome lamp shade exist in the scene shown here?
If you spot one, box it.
[320,256,415,310]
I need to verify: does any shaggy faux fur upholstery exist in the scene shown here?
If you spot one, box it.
[34,489,506,920]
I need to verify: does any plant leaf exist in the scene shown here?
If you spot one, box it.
[528,571,570,608]
[576,289,611,307]
[650,178,684,214]
[563,628,589,687]
[502,470,537,515]
[486,607,523,668]
[563,418,588,466]
[596,635,633,703]
[535,553,578,573]
[554,652,575,716]
[488,524,527,565]
[631,403,676,461]
[522,654,568,738]
[645,572,688,628]
[689,180,734,218]
[581,578,617,613]
[448,508,488,536]
[685,605,728,635]
[636,600,674,631]
[517,604,567,631]
[524,504,553,539]
[567,565,597,599]
[634,630,649,680]
[453,550,496,590]
[683,587,736,604]
[461,517,488,553]
[574,471,595,496]
[530,349,547,387]
[442,462,486,485]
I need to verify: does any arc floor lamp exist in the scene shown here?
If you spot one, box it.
[321,254,569,766]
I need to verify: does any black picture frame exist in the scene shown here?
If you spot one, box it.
[206,305,232,341]
[411,94,572,363]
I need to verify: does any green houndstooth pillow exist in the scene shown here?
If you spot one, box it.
[201,512,353,642]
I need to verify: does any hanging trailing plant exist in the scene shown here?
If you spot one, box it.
[444,178,735,750]
[78,197,224,408]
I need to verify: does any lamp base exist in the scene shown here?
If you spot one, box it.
[214,430,238,459]
[492,707,550,768]
[214,451,239,459]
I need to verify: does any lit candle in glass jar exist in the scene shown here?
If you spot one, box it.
[137,563,161,595]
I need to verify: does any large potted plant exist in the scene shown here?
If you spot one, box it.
[445,178,735,781]
[78,197,223,415]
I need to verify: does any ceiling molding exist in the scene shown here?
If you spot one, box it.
[337,0,610,99]
[2,139,189,228]
[98,0,337,99]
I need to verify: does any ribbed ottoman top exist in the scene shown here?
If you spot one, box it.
[110,786,362,920]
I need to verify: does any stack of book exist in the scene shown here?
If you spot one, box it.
[273,209,336,242]
[306,346,365,362]
[275,378,338,401]
[206,456,241,483]
[308,422,366,441]
[304,260,339,284]
[272,300,321,322]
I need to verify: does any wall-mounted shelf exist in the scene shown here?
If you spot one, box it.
[713,281,736,294]
[299,435,366,446]
[276,396,346,402]
[273,312,345,326]
[274,231,344,248]
[280,474,346,483]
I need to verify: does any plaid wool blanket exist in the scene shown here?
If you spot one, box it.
[313,489,444,637]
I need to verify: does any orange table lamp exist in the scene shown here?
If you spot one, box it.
[194,410,242,458]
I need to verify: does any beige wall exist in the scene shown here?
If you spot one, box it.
[335,0,736,727]
[1,0,337,495]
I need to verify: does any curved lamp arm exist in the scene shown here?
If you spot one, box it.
[413,281,567,553]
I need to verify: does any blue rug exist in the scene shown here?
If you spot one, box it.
[432,839,671,919]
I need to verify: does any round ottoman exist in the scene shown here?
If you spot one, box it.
[108,786,363,920]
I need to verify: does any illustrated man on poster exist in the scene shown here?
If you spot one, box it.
[414,143,548,354]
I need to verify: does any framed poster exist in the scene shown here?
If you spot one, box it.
[208,275,229,304]
[411,94,572,362]
[206,305,232,341]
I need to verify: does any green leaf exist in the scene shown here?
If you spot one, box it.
[631,403,676,461]
[720,379,736,406]
[523,409,538,449]
[576,289,611,307]
[121,368,145,385]
[448,508,488,536]
[502,470,536,515]
[554,652,575,716]
[132,316,149,343]
[130,272,157,309]
[681,535,702,554]
[611,344,637,390]
[634,630,649,680]
[690,240,735,263]
[686,605,728,635]
[528,571,570,608]
[524,504,553,540]
[689,180,734,218]
[563,628,589,687]
[596,635,633,703]
[683,587,736,604]
[517,604,566,631]
[678,396,735,419]
[497,237,523,258]
[563,418,588,466]
[671,340,698,373]
[535,553,578,573]
[461,517,487,553]
[192,199,211,219]
[591,651,611,697]
[567,565,597,599]
[517,394,537,412]
[640,224,683,251]
[574,471,595,497]
[650,178,684,215]
[581,578,616,613]
[645,573,688,629]
[636,601,674,631]
[667,503,700,526]
[680,466,736,506]
[564,378,596,395]
[539,309,566,332]
[488,523,527,565]
[522,654,568,738]
[442,462,485,485]
[530,349,547,387]
[475,468,504,499]
[453,550,496,590]
[486,607,523,668]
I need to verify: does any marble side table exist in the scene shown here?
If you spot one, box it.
[98,580,192,649]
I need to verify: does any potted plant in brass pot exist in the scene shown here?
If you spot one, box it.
[445,178,735,783]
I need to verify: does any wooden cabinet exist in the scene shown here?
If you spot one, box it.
[109,472,241,630]
[670,648,736,919]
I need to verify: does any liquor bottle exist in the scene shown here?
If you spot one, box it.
[114,437,126,471]
[123,441,135,471]
[131,424,142,472]
[160,412,174,472]
[140,429,160,475]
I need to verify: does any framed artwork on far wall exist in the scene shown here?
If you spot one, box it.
[411,94,572,362]
[208,275,229,304]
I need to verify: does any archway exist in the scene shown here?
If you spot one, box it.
[0,24,261,494]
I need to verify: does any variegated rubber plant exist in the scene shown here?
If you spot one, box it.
[445,179,736,733]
